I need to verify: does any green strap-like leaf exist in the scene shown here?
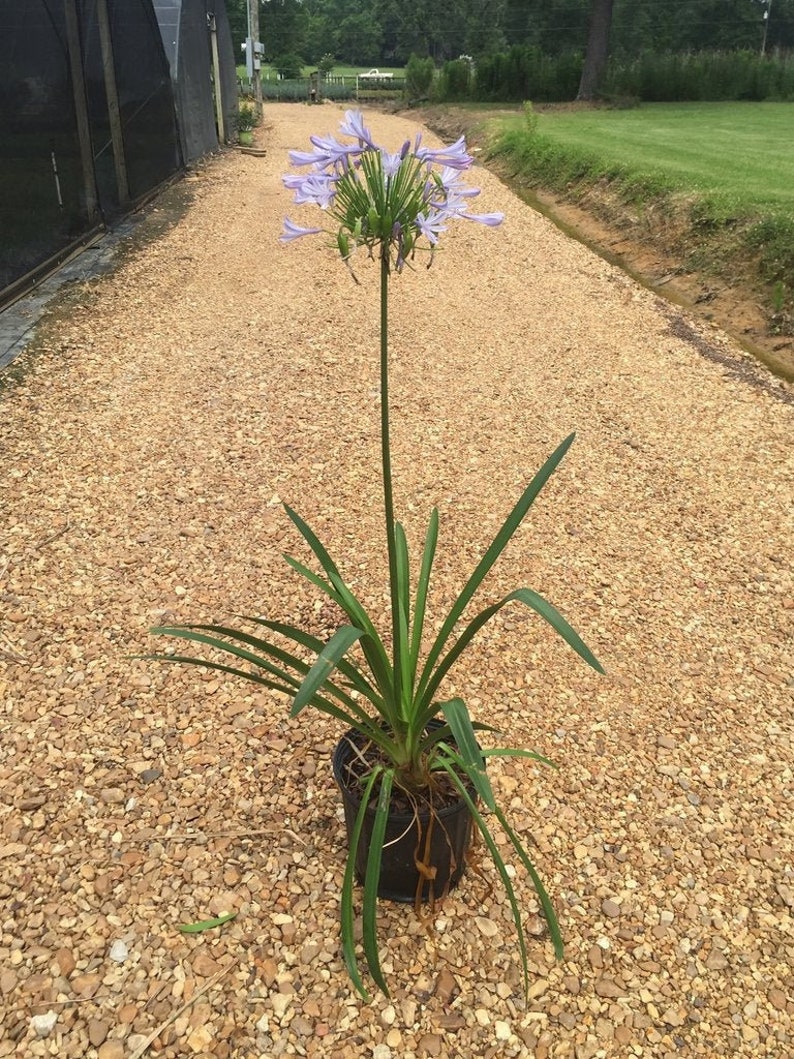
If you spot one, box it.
[284,503,344,578]
[290,625,364,716]
[361,769,394,997]
[341,766,383,1000]
[439,698,495,811]
[179,621,370,718]
[482,747,558,770]
[393,521,411,711]
[419,434,576,693]
[419,719,500,755]
[418,585,603,712]
[490,801,564,960]
[439,759,529,997]
[146,653,294,697]
[283,553,397,721]
[409,508,439,673]
[283,508,396,713]
[396,595,413,721]
[149,650,370,735]
[244,615,384,714]
[283,553,336,599]
[150,626,303,691]
[178,912,237,933]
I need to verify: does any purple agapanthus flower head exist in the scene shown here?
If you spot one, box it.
[280,109,502,271]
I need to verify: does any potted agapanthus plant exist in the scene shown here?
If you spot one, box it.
[151,110,604,999]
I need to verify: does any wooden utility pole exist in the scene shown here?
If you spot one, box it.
[63,0,99,223]
[248,0,263,117]
[96,0,130,205]
[208,14,225,142]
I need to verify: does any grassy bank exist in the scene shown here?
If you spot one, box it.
[489,102,794,324]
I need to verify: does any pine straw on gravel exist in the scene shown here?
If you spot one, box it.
[1,104,792,1059]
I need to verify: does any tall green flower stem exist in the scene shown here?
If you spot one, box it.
[379,251,403,727]
[150,111,607,998]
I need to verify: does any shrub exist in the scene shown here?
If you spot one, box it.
[436,58,473,102]
[604,50,794,103]
[405,54,435,101]
[273,53,305,80]
[318,53,336,77]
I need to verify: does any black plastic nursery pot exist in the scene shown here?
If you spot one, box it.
[332,727,476,904]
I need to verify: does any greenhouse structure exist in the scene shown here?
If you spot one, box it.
[0,0,237,306]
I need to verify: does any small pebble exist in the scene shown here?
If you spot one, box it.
[475,916,499,937]
[108,939,129,963]
[30,1011,58,1038]
[97,1043,124,1059]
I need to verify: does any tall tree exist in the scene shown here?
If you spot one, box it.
[576,0,613,100]
[263,0,308,62]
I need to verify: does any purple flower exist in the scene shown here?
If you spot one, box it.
[461,212,504,227]
[416,209,449,246]
[380,149,403,177]
[339,109,375,148]
[281,112,502,267]
[437,166,480,198]
[288,148,330,168]
[280,218,324,243]
[289,138,359,169]
[309,133,362,165]
[289,173,337,209]
[416,135,473,171]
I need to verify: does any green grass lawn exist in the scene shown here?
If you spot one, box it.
[530,102,794,210]
[490,100,794,323]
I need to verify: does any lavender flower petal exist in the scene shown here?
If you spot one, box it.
[309,133,362,165]
[416,136,473,171]
[380,149,402,177]
[339,109,376,148]
[291,173,337,209]
[288,148,330,168]
[461,212,505,226]
[438,166,480,197]
[280,218,323,243]
[416,209,449,245]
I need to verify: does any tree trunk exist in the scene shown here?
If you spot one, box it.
[576,0,614,101]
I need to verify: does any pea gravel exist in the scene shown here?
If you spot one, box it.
[1,104,792,1059]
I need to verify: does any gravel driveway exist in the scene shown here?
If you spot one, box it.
[1,103,792,1058]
